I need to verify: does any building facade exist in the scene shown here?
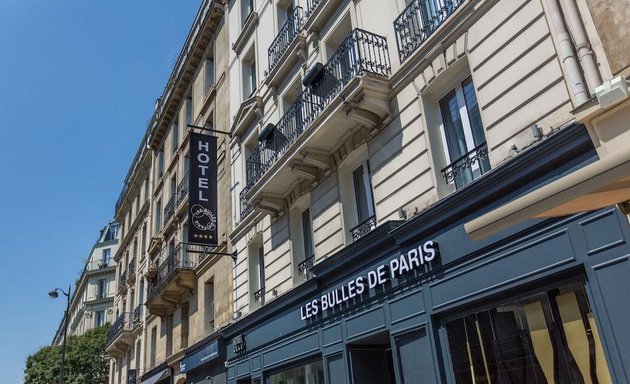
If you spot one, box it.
[102,0,630,383]
[222,0,630,383]
[107,1,234,384]
[52,220,119,346]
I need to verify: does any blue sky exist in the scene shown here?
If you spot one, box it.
[0,1,200,382]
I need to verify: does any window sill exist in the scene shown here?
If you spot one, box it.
[233,12,259,56]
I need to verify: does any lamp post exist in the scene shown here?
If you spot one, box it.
[49,285,71,384]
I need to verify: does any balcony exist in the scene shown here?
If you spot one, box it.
[106,312,133,357]
[163,193,177,225]
[244,29,391,215]
[240,186,255,222]
[304,0,340,34]
[266,7,306,87]
[145,243,209,317]
[394,0,464,63]
[127,258,136,284]
[176,171,189,207]
[441,142,490,190]
[118,272,127,293]
[132,305,143,326]
[85,258,114,273]
[349,215,377,242]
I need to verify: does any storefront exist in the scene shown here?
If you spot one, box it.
[223,124,630,383]
[181,337,226,384]
[141,364,172,384]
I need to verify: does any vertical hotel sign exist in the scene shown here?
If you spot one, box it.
[188,132,218,245]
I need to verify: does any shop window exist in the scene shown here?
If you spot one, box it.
[445,285,612,383]
[437,76,490,190]
[268,360,325,384]
[348,332,396,384]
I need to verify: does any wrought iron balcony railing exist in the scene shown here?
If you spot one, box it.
[268,6,304,72]
[147,243,203,300]
[245,28,391,189]
[118,272,127,290]
[350,215,377,242]
[132,305,143,324]
[298,255,315,277]
[394,0,463,62]
[85,258,114,272]
[441,142,490,189]
[176,171,190,207]
[107,312,132,345]
[254,287,265,303]
[163,193,177,225]
[128,258,136,278]
[306,0,323,17]
[240,186,255,221]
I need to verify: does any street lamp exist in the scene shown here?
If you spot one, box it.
[49,285,71,384]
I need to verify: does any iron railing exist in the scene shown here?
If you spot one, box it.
[254,287,265,303]
[306,0,323,17]
[107,312,132,345]
[147,243,204,300]
[350,215,377,241]
[128,258,136,278]
[132,305,143,324]
[176,171,190,206]
[240,186,255,221]
[298,255,315,277]
[163,193,177,224]
[245,28,391,189]
[268,7,304,72]
[118,272,127,290]
[394,0,463,62]
[85,258,114,272]
[441,142,490,189]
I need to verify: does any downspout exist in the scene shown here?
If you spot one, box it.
[559,0,602,93]
[545,0,589,105]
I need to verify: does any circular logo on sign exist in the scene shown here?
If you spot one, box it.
[190,204,217,232]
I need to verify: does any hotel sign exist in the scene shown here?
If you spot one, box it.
[299,240,440,321]
[188,132,218,245]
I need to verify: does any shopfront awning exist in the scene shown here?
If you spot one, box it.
[141,368,171,384]
[465,145,630,240]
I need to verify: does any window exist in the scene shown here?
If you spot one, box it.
[185,97,193,126]
[157,147,165,179]
[352,162,375,224]
[97,279,107,299]
[95,310,105,327]
[438,76,489,189]
[155,200,162,233]
[172,123,179,153]
[205,58,215,93]
[141,224,147,258]
[104,224,119,241]
[242,49,257,98]
[205,279,215,332]
[241,0,254,26]
[268,360,325,384]
[165,314,173,357]
[249,243,265,307]
[302,208,314,260]
[181,302,189,349]
[445,284,612,383]
[101,248,111,267]
[149,326,157,368]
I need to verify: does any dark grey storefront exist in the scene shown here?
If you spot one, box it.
[223,124,630,383]
[180,338,226,384]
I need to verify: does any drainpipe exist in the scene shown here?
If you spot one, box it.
[559,0,602,93]
[545,0,589,105]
